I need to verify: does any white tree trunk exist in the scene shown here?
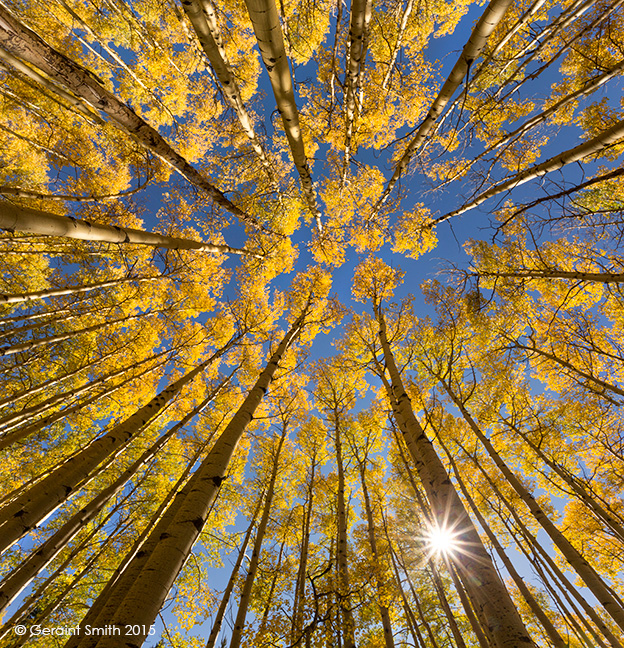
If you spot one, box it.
[377,0,513,210]
[0,202,260,257]
[243,0,323,232]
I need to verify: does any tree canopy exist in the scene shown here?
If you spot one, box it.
[1,0,624,646]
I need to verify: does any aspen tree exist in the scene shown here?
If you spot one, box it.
[352,257,536,648]
[71,278,328,648]
[243,0,323,232]
[0,202,259,257]
[229,428,286,648]
[0,334,240,552]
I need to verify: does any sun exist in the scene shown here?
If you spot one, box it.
[424,523,461,559]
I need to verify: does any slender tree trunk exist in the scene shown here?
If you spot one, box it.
[0,348,169,433]
[470,445,624,648]
[64,438,209,648]
[341,0,372,184]
[502,416,624,541]
[334,412,356,648]
[0,357,165,452]
[0,310,147,358]
[0,335,239,552]
[180,0,269,167]
[256,540,286,641]
[509,340,624,398]
[0,202,259,257]
[243,0,322,232]
[229,429,287,648]
[0,275,160,305]
[357,461,395,648]
[204,494,263,648]
[428,562,469,648]
[375,305,535,648]
[381,0,414,89]
[292,450,317,646]
[435,117,624,225]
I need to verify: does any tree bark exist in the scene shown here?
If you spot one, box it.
[229,429,286,648]
[375,305,535,648]
[243,0,322,232]
[0,202,260,257]
[0,275,160,305]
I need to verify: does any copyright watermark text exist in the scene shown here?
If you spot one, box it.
[13,624,156,637]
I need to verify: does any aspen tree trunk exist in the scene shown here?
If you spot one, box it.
[444,382,624,632]
[0,275,159,305]
[0,348,169,433]
[446,561,492,648]
[0,358,164,452]
[381,517,434,648]
[291,450,317,646]
[72,306,308,648]
[180,0,269,167]
[395,546,442,648]
[342,0,372,184]
[229,429,287,648]
[438,434,568,648]
[357,461,395,648]
[435,117,624,225]
[375,305,535,648]
[470,446,624,648]
[495,59,624,151]
[439,61,624,190]
[0,336,239,552]
[507,165,624,220]
[381,0,414,89]
[503,417,624,541]
[0,202,259,257]
[13,518,137,648]
[390,424,493,647]
[0,180,150,202]
[64,441,210,648]
[510,341,624,398]
[377,0,513,209]
[0,307,100,341]
[500,500,613,648]
[0,45,105,125]
[1,492,140,641]
[428,562,469,648]
[476,268,624,283]
[256,540,286,640]
[334,412,357,648]
[0,5,256,225]
[205,496,264,648]
[0,310,146,358]
[0,375,230,613]
[242,0,322,232]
